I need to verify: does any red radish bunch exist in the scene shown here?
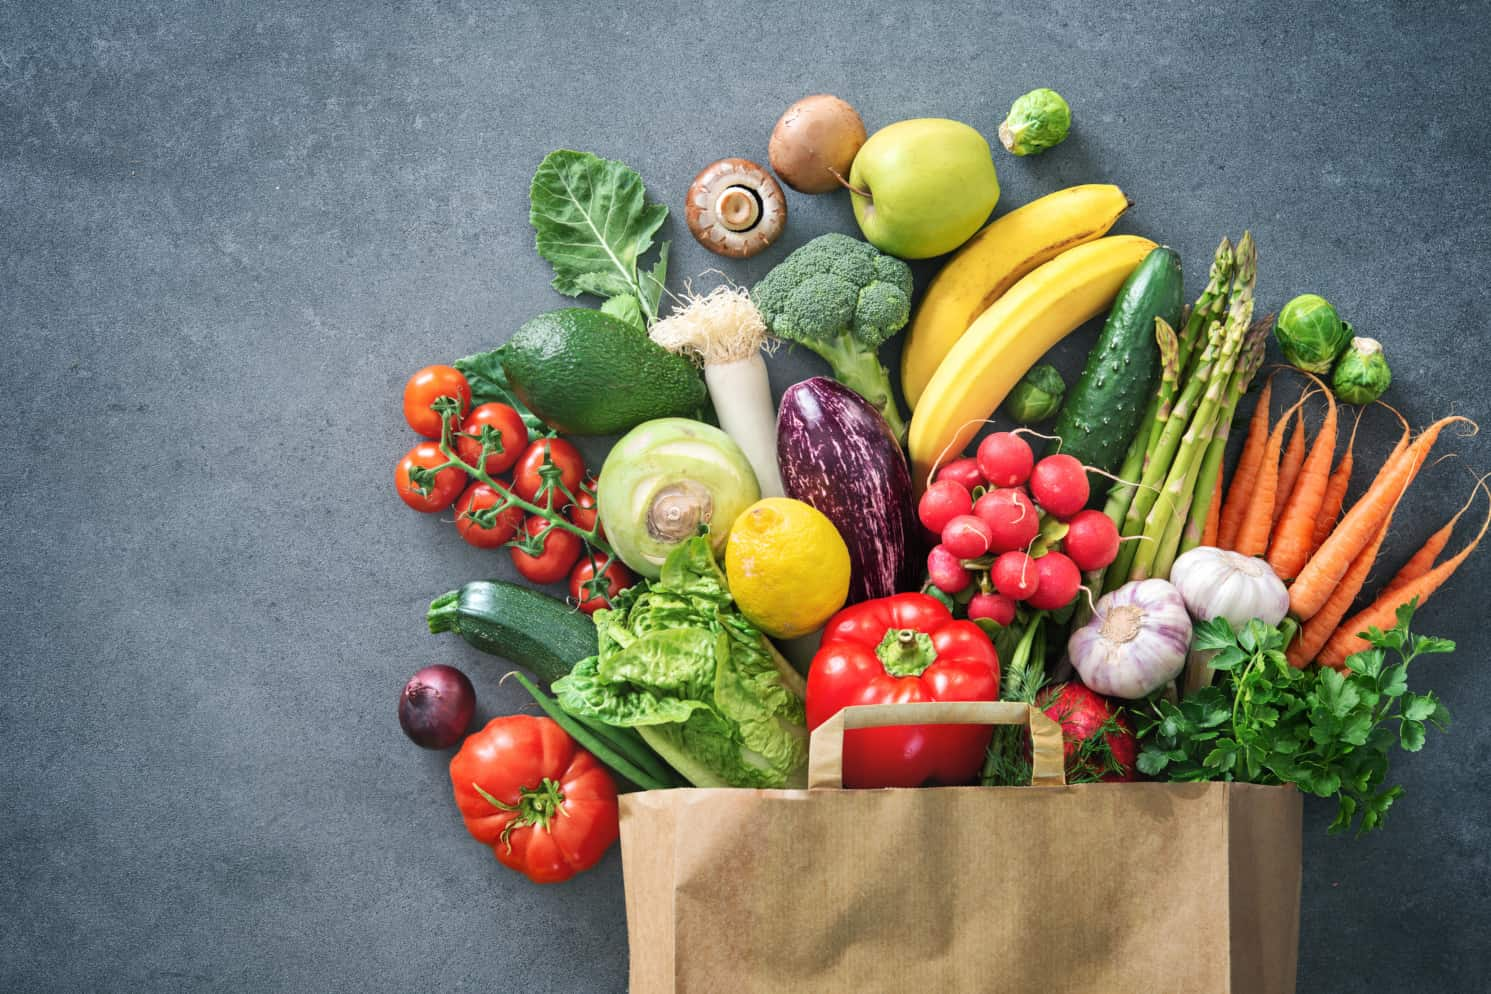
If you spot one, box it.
[919,433,1119,616]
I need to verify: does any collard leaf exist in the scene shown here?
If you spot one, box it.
[529,150,668,315]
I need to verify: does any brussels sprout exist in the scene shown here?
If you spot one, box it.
[1332,337,1392,405]
[1275,293,1352,373]
[1003,362,1066,423]
[998,88,1072,157]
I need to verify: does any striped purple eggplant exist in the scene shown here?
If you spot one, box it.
[777,377,918,603]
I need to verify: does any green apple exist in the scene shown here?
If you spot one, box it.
[848,118,1000,259]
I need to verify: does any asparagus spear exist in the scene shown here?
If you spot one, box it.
[1104,318,1180,531]
[1180,316,1274,554]
[1129,240,1259,579]
[1104,325,1224,589]
[1145,238,1235,462]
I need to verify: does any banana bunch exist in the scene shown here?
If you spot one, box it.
[902,184,1148,487]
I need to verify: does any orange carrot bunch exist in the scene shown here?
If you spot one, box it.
[1212,371,1483,670]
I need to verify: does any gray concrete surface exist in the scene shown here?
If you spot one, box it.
[3,2,1489,991]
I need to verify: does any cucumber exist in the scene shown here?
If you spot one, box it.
[499,308,706,435]
[1048,246,1183,474]
[427,580,597,685]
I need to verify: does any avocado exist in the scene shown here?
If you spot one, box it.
[499,308,706,435]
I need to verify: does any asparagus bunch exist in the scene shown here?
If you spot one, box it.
[1099,233,1266,591]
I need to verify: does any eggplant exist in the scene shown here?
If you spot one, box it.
[777,377,918,603]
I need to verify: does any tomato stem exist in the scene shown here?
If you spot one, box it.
[435,416,613,559]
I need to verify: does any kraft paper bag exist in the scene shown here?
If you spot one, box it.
[619,700,1301,994]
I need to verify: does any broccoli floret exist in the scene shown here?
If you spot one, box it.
[752,233,913,439]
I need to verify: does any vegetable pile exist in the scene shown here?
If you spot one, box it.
[386,89,1484,891]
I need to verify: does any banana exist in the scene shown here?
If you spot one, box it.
[901,184,1132,409]
[908,235,1157,489]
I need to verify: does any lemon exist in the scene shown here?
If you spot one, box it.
[725,498,851,639]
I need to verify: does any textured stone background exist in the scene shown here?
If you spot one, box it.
[3,2,1489,991]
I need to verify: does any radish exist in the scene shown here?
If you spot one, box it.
[973,487,1040,553]
[976,432,1034,487]
[941,514,993,558]
[1029,454,1089,519]
[992,551,1039,600]
[918,480,973,534]
[1026,551,1081,610]
[926,545,971,593]
[936,457,984,491]
[1063,509,1120,571]
[1037,682,1137,783]
[967,591,1016,626]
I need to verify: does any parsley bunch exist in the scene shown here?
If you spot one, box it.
[1136,600,1453,834]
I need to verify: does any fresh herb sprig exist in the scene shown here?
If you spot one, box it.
[1136,600,1453,834]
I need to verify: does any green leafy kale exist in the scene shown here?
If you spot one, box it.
[1136,601,1452,835]
[528,150,669,323]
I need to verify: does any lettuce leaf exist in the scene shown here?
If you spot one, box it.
[552,537,807,789]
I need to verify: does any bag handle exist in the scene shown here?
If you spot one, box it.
[807,700,1067,789]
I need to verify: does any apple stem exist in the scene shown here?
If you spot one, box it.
[828,167,872,201]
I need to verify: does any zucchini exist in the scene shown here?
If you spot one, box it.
[427,581,596,685]
[1048,246,1184,474]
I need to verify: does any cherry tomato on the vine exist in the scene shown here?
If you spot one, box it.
[455,403,529,476]
[454,483,525,549]
[395,442,466,512]
[510,515,583,584]
[568,555,634,614]
[513,438,585,507]
[566,477,601,534]
[403,365,471,439]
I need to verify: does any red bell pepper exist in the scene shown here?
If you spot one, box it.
[805,593,1002,788]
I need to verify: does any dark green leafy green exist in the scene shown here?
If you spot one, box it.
[1136,600,1451,834]
[451,349,546,433]
[529,150,669,323]
[552,536,808,789]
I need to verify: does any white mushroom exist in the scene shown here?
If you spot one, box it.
[685,158,787,259]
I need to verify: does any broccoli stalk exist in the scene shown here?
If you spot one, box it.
[793,331,907,441]
[751,233,914,442]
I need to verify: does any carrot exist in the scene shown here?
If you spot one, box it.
[1268,377,1336,580]
[1310,406,1362,555]
[1318,477,1491,669]
[1289,416,1472,620]
[1286,517,1392,667]
[1218,376,1273,549]
[1381,475,1488,597]
[1233,393,1309,557]
[1271,405,1309,529]
[1200,464,1223,547]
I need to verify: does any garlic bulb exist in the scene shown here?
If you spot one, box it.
[1068,579,1192,699]
[1169,547,1289,628]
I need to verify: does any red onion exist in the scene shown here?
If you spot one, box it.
[398,665,476,749]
